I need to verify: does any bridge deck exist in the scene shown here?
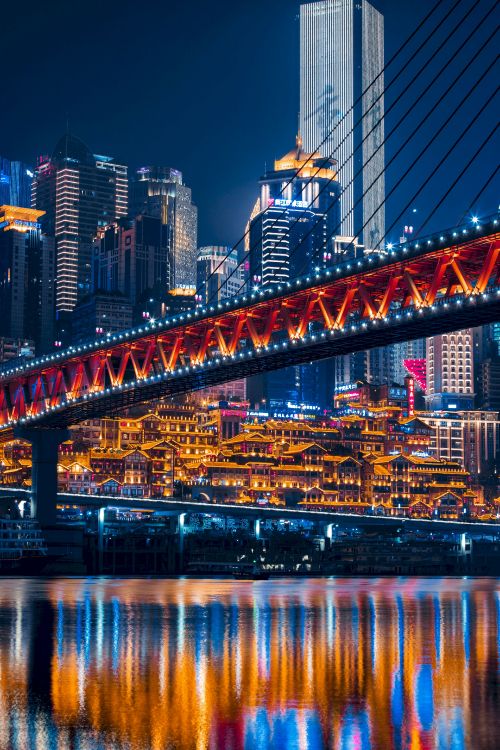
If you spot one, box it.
[0,218,497,436]
[1,488,498,536]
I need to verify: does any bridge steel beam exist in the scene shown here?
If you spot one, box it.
[0,221,498,437]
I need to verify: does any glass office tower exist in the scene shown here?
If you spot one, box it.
[300,0,385,250]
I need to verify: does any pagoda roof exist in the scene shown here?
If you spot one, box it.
[223,432,271,444]
[284,442,326,454]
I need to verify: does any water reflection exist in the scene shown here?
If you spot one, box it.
[0,577,499,750]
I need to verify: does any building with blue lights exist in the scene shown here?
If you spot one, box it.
[0,157,33,208]
[247,136,341,408]
[0,205,55,352]
[248,135,341,288]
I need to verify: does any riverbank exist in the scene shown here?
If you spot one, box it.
[33,527,500,577]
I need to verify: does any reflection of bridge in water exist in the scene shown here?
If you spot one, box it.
[0,217,499,523]
[0,578,498,750]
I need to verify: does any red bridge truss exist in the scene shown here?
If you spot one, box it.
[0,218,499,437]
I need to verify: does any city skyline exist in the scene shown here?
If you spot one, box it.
[2,0,497,248]
[0,3,499,748]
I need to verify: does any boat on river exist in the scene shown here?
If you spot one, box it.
[0,518,51,574]
[232,563,270,580]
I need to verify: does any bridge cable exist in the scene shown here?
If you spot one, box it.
[209,0,488,303]
[199,0,459,301]
[412,125,499,238]
[251,8,498,286]
[456,165,500,227]
[254,6,497,288]
[289,56,498,279]
[369,97,499,255]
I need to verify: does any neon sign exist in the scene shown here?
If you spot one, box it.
[408,378,415,416]
[268,198,309,209]
[335,383,359,394]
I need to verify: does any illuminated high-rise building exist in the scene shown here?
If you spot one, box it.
[300,0,385,249]
[426,331,475,411]
[249,135,341,288]
[93,215,172,307]
[0,157,33,208]
[0,205,55,352]
[196,246,243,305]
[130,167,197,288]
[247,136,341,408]
[32,134,128,315]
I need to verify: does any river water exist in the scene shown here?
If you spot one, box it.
[0,577,498,750]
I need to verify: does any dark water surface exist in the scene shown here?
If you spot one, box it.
[0,577,499,750]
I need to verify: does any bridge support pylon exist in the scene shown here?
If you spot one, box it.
[14,426,70,527]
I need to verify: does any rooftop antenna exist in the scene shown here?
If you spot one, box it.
[65,113,70,158]
[297,111,302,151]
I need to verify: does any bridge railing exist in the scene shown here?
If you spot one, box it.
[0,217,497,430]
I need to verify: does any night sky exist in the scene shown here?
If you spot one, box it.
[3,0,498,247]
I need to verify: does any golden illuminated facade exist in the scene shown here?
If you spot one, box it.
[0,205,55,352]
[0,400,491,517]
[0,205,44,232]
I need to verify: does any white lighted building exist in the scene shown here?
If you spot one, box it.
[299,0,385,248]
[422,410,500,477]
[426,331,475,411]
[33,134,128,313]
[130,167,197,288]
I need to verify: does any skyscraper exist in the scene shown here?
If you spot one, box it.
[0,205,55,352]
[300,0,385,249]
[0,157,33,208]
[130,167,198,288]
[249,135,341,288]
[247,136,341,408]
[92,214,172,307]
[32,134,128,314]
[426,331,475,411]
[196,246,243,305]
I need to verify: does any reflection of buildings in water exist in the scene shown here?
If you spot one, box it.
[0,580,498,749]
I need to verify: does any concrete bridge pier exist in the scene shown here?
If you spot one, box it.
[13,426,70,527]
